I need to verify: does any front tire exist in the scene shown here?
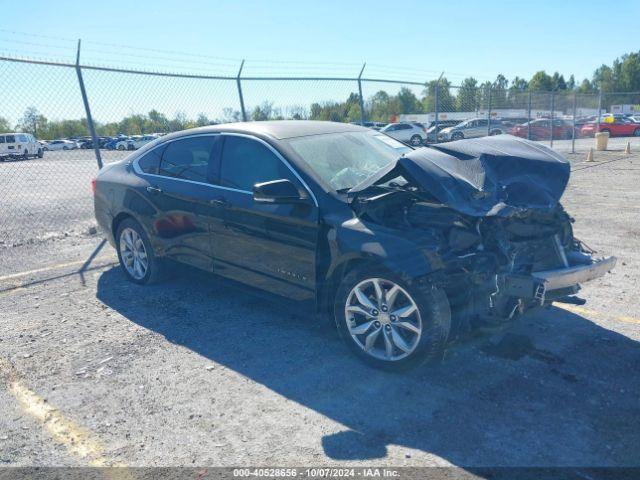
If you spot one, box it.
[37,148,44,158]
[116,218,162,285]
[334,266,451,370]
[451,132,464,141]
[634,128,640,137]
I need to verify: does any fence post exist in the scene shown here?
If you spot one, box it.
[572,93,577,154]
[236,59,247,122]
[74,40,102,170]
[527,90,532,140]
[550,90,555,148]
[357,63,366,125]
[486,86,492,136]
[433,72,443,144]
[597,89,602,132]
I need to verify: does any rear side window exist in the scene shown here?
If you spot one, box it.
[220,136,292,191]
[137,147,164,174]
[158,136,217,182]
[5,135,15,143]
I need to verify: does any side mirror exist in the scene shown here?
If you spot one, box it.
[253,179,308,204]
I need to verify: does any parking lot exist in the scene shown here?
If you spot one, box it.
[0,139,638,468]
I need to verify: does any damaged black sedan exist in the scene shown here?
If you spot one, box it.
[94,121,616,369]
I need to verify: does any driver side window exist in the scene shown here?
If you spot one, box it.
[219,136,295,192]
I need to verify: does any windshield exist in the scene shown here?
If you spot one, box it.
[286,130,411,191]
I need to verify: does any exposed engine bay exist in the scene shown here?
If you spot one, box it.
[346,135,616,335]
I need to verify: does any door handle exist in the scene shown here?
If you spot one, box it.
[146,186,162,195]
[209,198,229,207]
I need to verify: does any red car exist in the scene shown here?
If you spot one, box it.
[580,118,640,137]
[511,119,574,140]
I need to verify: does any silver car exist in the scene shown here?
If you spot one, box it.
[380,122,427,146]
[438,118,505,141]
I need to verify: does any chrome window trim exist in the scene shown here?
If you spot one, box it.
[131,131,318,207]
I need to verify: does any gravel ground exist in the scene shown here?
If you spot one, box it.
[0,146,638,469]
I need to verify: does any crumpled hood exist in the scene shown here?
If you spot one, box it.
[349,134,570,217]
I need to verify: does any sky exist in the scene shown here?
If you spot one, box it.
[0,0,637,124]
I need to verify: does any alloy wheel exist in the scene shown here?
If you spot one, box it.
[119,227,148,280]
[344,278,422,361]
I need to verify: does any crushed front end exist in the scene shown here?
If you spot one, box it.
[348,135,616,333]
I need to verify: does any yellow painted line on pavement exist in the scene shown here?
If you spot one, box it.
[0,256,115,282]
[554,303,640,325]
[0,358,135,477]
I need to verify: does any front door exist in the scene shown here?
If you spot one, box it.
[209,134,319,301]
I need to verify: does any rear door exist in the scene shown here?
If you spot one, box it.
[209,134,319,301]
[133,134,220,271]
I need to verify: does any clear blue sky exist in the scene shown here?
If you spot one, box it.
[2,0,637,82]
[0,0,637,125]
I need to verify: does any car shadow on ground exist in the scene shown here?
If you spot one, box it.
[96,265,640,467]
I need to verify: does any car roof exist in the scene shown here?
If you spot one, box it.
[162,120,369,141]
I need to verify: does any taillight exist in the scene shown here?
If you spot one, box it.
[91,178,97,194]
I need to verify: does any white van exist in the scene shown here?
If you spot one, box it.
[0,132,44,160]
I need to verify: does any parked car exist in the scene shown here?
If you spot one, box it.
[115,134,159,151]
[0,132,44,160]
[380,122,427,146]
[94,121,616,369]
[79,137,112,149]
[45,139,79,151]
[438,118,505,141]
[511,119,574,140]
[425,120,462,143]
[105,137,127,150]
[580,118,640,137]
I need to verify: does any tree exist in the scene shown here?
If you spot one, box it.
[510,76,528,92]
[252,101,279,121]
[457,77,478,111]
[528,71,554,91]
[0,116,11,132]
[396,87,423,114]
[492,74,509,107]
[422,77,454,112]
[219,108,242,123]
[17,107,47,137]
[551,72,567,90]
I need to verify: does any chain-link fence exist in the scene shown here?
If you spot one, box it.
[1,54,640,246]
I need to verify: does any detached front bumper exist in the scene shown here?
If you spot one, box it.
[500,256,617,303]
[532,256,617,290]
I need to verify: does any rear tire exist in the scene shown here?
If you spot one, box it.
[37,148,44,158]
[334,265,451,371]
[115,218,163,285]
[634,128,640,137]
[602,129,611,137]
